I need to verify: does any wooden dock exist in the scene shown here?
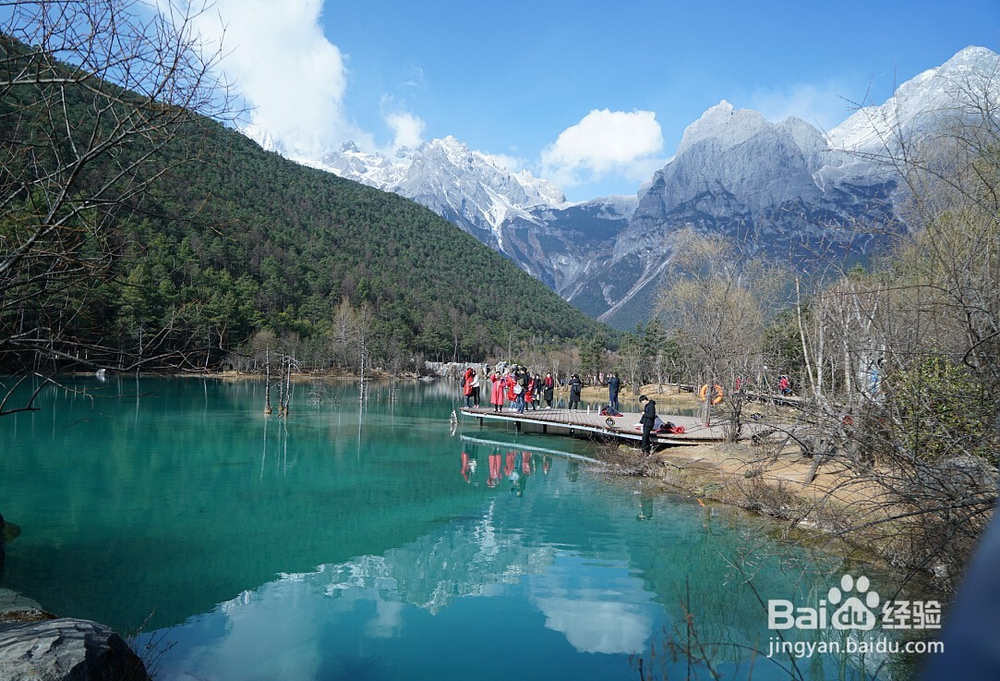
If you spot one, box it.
[459,405,764,447]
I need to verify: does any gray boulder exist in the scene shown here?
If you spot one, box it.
[0,617,150,681]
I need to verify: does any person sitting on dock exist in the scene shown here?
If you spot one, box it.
[638,394,657,455]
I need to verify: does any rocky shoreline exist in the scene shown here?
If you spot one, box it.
[0,517,152,681]
[0,599,151,681]
[590,389,972,601]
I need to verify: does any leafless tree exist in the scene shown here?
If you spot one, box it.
[777,70,1000,596]
[656,228,781,436]
[0,0,235,413]
[329,296,356,370]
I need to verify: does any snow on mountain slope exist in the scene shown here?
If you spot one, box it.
[317,136,568,238]
[304,135,631,298]
[238,46,1000,329]
[827,46,1000,156]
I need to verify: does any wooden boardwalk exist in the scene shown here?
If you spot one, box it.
[459,405,767,447]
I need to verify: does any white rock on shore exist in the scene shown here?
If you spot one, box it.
[0,606,150,681]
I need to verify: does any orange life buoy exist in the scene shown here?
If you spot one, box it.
[699,384,725,405]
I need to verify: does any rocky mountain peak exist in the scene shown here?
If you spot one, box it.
[676,100,773,155]
[243,122,287,155]
[238,46,999,330]
[941,45,999,71]
[827,45,1000,155]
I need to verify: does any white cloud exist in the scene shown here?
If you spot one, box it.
[747,81,858,134]
[178,0,372,157]
[385,111,425,151]
[489,153,526,173]
[400,64,427,90]
[540,109,666,189]
[534,596,652,654]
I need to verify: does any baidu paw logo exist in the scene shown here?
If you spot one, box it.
[829,574,880,631]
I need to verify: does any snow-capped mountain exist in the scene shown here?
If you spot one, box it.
[241,46,1000,330]
[318,136,569,243]
[308,136,635,298]
[574,45,1000,328]
[584,100,898,327]
[242,122,288,156]
[828,46,1000,157]
[495,194,636,293]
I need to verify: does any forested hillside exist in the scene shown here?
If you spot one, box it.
[0,29,609,378]
[121,121,611,367]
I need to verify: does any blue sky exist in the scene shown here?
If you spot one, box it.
[189,0,1000,202]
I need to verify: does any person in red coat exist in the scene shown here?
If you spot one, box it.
[525,374,536,411]
[490,371,505,413]
[462,367,475,408]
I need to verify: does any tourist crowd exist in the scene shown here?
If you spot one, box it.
[461,365,561,413]
[460,365,626,413]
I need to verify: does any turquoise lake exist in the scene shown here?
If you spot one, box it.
[0,377,907,680]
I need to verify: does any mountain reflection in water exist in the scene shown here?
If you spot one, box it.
[0,378,881,681]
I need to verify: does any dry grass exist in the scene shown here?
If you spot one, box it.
[592,425,989,596]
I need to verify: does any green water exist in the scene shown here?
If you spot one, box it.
[0,377,903,680]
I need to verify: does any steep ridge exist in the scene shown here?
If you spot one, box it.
[244,46,1000,331]
[589,101,898,327]
[582,46,1000,327]
[306,136,634,298]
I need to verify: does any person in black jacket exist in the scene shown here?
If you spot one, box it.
[568,374,582,410]
[607,373,621,412]
[542,372,555,409]
[638,395,657,455]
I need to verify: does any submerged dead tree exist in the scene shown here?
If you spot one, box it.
[262,350,297,418]
[264,347,273,415]
[280,354,295,417]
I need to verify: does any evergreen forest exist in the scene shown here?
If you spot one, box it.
[0,29,610,382]
[4,0,1000,619]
